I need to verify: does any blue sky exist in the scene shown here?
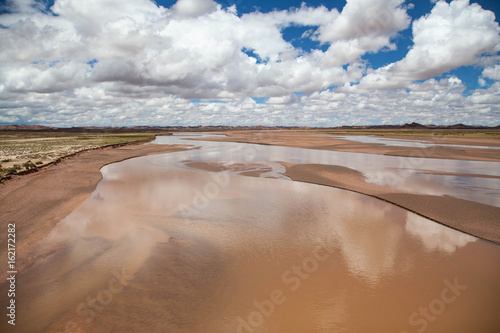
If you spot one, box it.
[0,0,499,126]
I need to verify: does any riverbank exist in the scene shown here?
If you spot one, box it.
[0,142,190,279]
[0,132,165,178]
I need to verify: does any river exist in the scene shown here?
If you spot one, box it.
[11,133,500,332]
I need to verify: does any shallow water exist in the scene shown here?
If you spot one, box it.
[7,134,500,333]
[154,134,500,206]
[333,134,500,150]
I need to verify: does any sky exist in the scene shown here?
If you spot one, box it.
[0,0,499,127]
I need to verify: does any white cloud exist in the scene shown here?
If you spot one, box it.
[314,0,411,68]
[3,0,45,14]
[2,74,498,127]
[468,81,500,105]
[267,94,299,104]
[359,0,500,89]
[316,0,410,42]
[0,0,402,100]
[51,0,162,36]
[172,0,219,18]
[2,60,89,93]
[0,0,499,126]
[482,64,500,81]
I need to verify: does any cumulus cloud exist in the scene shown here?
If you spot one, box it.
[173,0,219,18]
[0,0,359,100]
[482,64,500,81]
[359,0,500,89]
[3,74,498,127]
[0,0,499,126]
[2,0,46,14]
[51,0,162,36]
[313,0,411,68]
[267,94,300,104]
[316,0,410,41]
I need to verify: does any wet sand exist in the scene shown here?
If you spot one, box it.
[186,161,274,177]
[192,131,500,161]
[414,170,500,179]
[0,143,190,279]
[280,163,500,245]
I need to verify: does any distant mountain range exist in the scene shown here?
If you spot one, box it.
[338,122,500,130]
[0,123,499,132]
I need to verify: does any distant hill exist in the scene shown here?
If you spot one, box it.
[339,122,500,130]
[0,124,57,131]
[0,123,499,132]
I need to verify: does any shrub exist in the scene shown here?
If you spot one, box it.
[6,167,17,174]
[36,161,43,165]
[22,161,37,170]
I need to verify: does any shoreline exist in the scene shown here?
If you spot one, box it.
[0,137,159,183]
[0,141,191,279]
[281,163,500,245]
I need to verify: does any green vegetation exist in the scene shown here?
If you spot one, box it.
[5,167,18,174]
[22,160,37,170]
[0,131,162,178]
[2,164,22,175]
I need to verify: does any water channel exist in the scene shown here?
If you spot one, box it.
[12,133,500,332]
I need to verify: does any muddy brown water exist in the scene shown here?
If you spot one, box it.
[3,134,500,333]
